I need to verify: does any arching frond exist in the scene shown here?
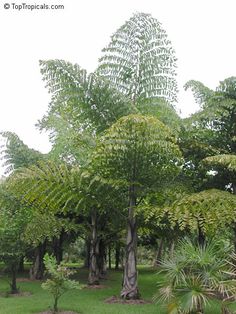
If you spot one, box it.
[97,12,178,104]
[0,131,44,174]
[92,114,182,195]
[217,76,236,99]
[203,154,236,172]
[184,80,214,107]
[7,160,82,214]
[39,59,133,134]
[167,189,236,234]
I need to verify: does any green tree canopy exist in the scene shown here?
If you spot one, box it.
[0,132,44,174]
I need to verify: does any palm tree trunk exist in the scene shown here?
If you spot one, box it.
[108,244,112,270]
[120,185,139,299]
[18,256,24,273]
[88,210,100,285]
[53,231,64,264]
[29,241,46,280]
[98,239,107,278]
[84,237,90,268]
[10,263,18,294]
[198,225,205,247]
[115,242,120,270]
[154,239,163,267]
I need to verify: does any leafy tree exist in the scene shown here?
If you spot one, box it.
[7,160,125,285]
[165,189,236,245]
[0,132,50,277]
[0,181,30,293]
[182,77,236,190]
[5,161,78,279]
[183,77,236,247]
[0,131,44,174]
[42,253,80,313]
[92,114,182,299]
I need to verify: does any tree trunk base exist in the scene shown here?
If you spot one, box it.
[120,287,140,300]
[88,280,100,286]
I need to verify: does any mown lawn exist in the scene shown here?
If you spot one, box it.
[0,267,231,314]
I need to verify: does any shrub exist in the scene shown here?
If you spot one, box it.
[42,253,80,313]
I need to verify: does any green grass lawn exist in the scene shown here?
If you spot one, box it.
[0,267,230,314]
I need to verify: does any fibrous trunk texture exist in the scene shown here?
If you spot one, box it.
[121,185,139,299]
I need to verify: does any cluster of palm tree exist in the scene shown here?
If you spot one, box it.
[0,13,236,314]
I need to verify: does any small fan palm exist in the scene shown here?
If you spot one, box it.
[154,239,234,314]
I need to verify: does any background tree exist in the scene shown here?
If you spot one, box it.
[0,131,44,174]
[0,132,48,277]
[5,161,78,278]
[165,189,236,245]
[0,182,30,293]
[7,160,126,285]
[182,77,236,192]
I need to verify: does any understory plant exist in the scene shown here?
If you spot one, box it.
[42,253,80,313]
[154,239,236,314]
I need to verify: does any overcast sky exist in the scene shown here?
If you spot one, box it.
[1,0,236,174]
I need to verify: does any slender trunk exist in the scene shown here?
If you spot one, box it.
[88,210,100,285]
[53,231,64,264]
[98,239,107,278]
[11,264,18,294]
[120,185,139,299]
[108,245,112,270]
[84,237,90,268]
[154,239,163,267]
[233,184,236,252]
[232,183,236,195]
[53,296,58,313]
[18,256,24,273]
[170,241,175,258]
[29,241,46,280]
[198,226,205,247]
[115,242,120,270]
[233,223,236,253]
[120,247,125,269]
